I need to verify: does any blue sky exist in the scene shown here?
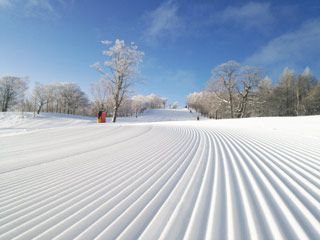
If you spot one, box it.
[0,0,320,105]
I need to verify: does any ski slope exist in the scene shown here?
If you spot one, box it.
[0,110,320,240]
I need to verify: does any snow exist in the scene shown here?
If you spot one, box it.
[0,110,320,239]
[116,109,198,123]
[0,112,94,137]
[0,109,197,136]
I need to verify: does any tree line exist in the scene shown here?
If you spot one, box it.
[0,75,167,117]
[0,79,90,115]
[187,60,320,119]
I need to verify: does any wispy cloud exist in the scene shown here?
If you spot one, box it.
[0,0,12,8]
[0,0,68,19]
[25,0,55,18]
[216,2,275,31]
[246,18,320,69]
[143,0,183,44]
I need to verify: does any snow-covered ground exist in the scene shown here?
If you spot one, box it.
[0,109,197,137]
[0,110,319,239]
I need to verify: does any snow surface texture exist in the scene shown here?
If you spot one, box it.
[0,109,196,137]
[0,110,320,240]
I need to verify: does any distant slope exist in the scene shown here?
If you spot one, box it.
[0,109,198,136]
[116,108,198,123]
[0,112,95,136]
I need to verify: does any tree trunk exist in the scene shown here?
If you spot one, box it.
[296,87,300,116]
[229,91,234,118]
[112,106,118,122]
[3,99,9,112]
[2,92,10,111]
[37,103,43,114]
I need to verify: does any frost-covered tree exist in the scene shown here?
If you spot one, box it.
[130,94,166,117]
[33,83,49,114]
[207,61,261,118]
[255,76,274,116]
[92,39,144,122]
[171,101,179,109]
[0,76,28,112]
[189,64,319,118]
[236,66,262,118]
[295,67,317,115]
[131,95,147,117]
[187,91,225,119]
[273,68,296,116]
[208,60,241,118]
[90,78,112,112]
[304,85,320,114]
[60,83,89,115]
[31,82,89,115]
[146,94,166,109]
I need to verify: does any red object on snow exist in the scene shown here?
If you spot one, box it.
[101,112,106,123]
[97,111,106,123]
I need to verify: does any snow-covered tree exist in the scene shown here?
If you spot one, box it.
[146,94,166,109]
[60,83,89,115]
[305,84,320,114]
[236,66,262,118]
[273,67,296,116]
[295,67,317,115]
[92,39,144,122]
[131,95,147,117]
[255,76,274,116]
[0,76,28,112]
[207,60,241,118]
[171,101,179,109]
[207,61,262,118]
[189,64,319,118]
[187,91,225,119]
[90,78,112,112]
[33,83,49,114]
[30,82,89,115]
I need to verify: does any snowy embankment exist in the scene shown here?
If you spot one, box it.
[0,110,319,239]
[0,109,197,136]
[0,112,95,137]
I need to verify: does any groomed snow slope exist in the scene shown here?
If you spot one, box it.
[0,109,197,136]
[0,111,320,240]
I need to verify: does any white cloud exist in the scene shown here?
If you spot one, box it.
[25,0,55,18]
[246,18,320,68]
[0,0,12,8]
[143,0,183,43]
[218,2,275,30]
[0,0,67,19]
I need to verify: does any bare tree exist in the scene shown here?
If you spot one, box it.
[304,84,320,114]
[187,91,224,119]
[33,83,48,114]
[236,66,262,118]
[146,94,166,109]
[171,101,179,109]
[131,95,147,117]
[91,78,111,112]
[189,64,319,119]
[274,68,296,116]
[295,67,317,115]
[208,60,241,118]
[255,77,274,116]
[60,83,89,115]
[92,39,144,122]
[0,76,28,112]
